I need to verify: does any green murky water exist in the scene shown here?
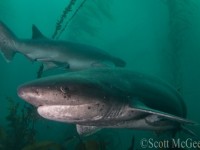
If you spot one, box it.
[0,0,200,149]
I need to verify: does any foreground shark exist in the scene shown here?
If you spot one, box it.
[17,68,195,135]
[0,22,125,72]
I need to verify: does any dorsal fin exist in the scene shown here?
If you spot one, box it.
[32,25,46,39]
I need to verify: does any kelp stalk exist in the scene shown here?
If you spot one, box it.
[52,0,87,39]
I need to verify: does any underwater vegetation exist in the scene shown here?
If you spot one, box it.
[66,0,113,41]
[52,0,113,40]
[64,131,121,150]
[22,141,63,150]
[166,0,197,50]
[0,97,38,150]
[0,97,66,150]
[163,0,197,91]
[52,0,87,39]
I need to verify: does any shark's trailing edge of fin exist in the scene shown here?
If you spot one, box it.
[0,21,18,62]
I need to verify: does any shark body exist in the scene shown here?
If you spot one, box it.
[0,22,125,71]
[17,68,195,135]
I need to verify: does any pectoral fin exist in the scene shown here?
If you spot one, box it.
[135,108,195,125]
[129,99,196,125]
[76,125,101,136]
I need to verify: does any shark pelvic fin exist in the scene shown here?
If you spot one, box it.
[43,62,57,71]
[43,61,69,71]
[32,25,47,39]
[76,125,101,136]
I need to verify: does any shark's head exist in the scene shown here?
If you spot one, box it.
[18,74,108,107]
[17,73,112,123]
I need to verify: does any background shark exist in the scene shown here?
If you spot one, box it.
[0,22,126,72]
[17,68,195,136]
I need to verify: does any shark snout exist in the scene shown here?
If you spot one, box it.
[17,84,29,100]
[17,84,42,107]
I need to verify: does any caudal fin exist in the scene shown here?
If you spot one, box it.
[0,21,18,62]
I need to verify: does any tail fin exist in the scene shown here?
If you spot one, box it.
[0,21,18,62]
[112,57,126,67]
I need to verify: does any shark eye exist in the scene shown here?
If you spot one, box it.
[60,86,70,93]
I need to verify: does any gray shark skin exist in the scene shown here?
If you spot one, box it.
[0,22,126,71]
[17,68,195,135]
